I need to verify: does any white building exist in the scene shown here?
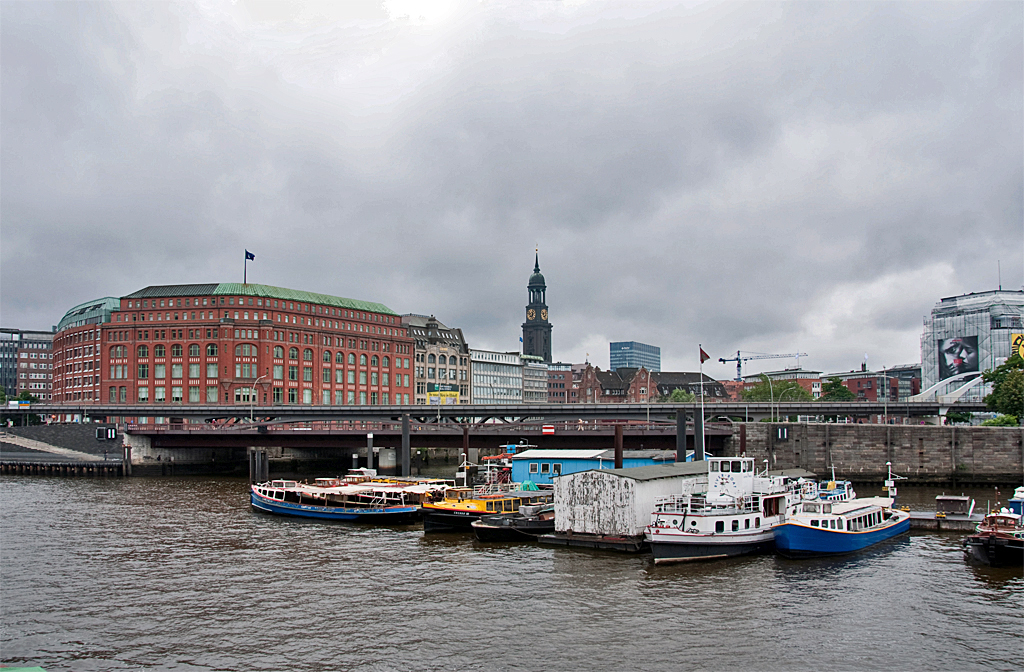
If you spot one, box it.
[470,349,523,404]
[521,354,549,404]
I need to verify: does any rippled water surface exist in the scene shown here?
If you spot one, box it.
[1,477,1020,671]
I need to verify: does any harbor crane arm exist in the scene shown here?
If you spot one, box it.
[718,351,809,382]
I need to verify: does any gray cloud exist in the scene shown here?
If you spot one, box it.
[2,0,1021,376]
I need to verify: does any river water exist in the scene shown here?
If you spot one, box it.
[1,476,1020,671]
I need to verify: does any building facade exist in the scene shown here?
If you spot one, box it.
[741,369,824,399]
[1,328,55,400]
[576,364,727,403]
[610,341,661,372]
[51,283,414,411]
[522,354,549,404]
[921,289,1024,392]
[402,314,471,404]
[522,254,552,363]
[470,349,523,404]
[547,362,572,403]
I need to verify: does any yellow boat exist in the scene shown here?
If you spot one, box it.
[421,486,552,532]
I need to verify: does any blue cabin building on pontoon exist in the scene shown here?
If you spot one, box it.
[510,449,683,486]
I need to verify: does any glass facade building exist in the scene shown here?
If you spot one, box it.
[610,341,661,372]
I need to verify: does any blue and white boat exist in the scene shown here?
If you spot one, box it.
[773,495,910,558]
[251,478,441,524]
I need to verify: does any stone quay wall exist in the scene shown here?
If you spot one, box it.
[722,423,1024,485]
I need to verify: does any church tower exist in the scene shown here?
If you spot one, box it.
[522,252,552,362]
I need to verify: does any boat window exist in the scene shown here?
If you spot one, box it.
[802,503,820,513]
[529,463,538,474]
[822,504,831,514]
[541,463,550,474]
[732,519,739,531]
[716,521,725,533]
[755,517,760,528]
[721,461,730,473]
[553,463,562,475]
[811,520,819,527]
[731,461,742,473]
[745,518,750,529]
[486,502,494,512]
[710,462,719,472]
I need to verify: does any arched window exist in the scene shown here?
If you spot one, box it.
[348,353,356,365]
[382,356,389,367]
[371,356,378,367]
[428,354,436,364]
[289,347,299,359]
[154,344,166,357]
[189,344,200,357]
[336,352,344,364]
[359,354,367,366]
[323,351,332,362]
[206,344,218,357]
[303,348,313,361]
[438,355,447,365]
[235,344,255,357]
[274,346,284,358]
[171,344,183,357]
[137,345,149,358]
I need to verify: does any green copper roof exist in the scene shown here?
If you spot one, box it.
[123,283,397,315]
[57,297,121,332]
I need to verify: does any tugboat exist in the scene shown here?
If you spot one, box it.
[963,509,1024,567]
[471,503,556,542]
[645,457,794,563]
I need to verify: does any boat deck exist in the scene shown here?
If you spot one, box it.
[537,532,647,553]
[907,510,984,531]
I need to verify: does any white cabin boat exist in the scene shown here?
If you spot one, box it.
[645,457,794,564]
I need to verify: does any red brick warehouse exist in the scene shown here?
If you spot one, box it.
[51,283,414,411]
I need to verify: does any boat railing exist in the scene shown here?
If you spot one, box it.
[654,493,761,515]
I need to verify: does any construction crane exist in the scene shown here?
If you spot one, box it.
[718,351,809,382]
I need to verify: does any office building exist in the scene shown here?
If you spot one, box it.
[610,341,661,372]
[471,349,523,404]
[1,328,55,400]
[402,314,471,404]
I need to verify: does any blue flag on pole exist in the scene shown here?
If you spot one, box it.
[245,250,255,260]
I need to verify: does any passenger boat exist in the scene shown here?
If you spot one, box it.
[250,477,445,523]
[471,503,555,542]
[421,486,553,532]
[773,496,910,558]
[773,463,911,558]
[645,457,795,564]
[962,509,1024,567]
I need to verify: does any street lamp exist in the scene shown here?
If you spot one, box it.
[778,387,800,423]
[250,374,266,423]
[766,376,775,422]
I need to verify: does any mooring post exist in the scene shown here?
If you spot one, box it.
[614,424,623,469]
[676,411,687,462]
[694,408,705,461]
[367,433,374,472]
[401,414,411,477]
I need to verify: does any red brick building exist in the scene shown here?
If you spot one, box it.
[51,283,413,411]
[575,364,727,403]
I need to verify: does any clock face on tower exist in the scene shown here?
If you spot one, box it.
[541,309,548,321]
[527,309,536,320]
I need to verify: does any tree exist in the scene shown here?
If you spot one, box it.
[981,415,1018,427]
[943,410,973,425]
[983,355,1024,419]
[741,374,812,402]
[818,377,857,402]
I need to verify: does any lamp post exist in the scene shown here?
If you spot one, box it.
[766,376,775,422]
[880,367,888,425]
[250,374,266,424]
[778,387,800,422]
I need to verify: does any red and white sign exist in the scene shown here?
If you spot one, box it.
[542,425,555,435]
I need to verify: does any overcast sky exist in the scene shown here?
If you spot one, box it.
[2,0,1021,378]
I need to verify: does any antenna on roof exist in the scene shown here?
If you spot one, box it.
[998,259,1001,290]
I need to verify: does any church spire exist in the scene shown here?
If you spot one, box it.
[534,248,540,274]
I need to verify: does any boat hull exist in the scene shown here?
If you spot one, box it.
[471,516,555,542]
[773,516,910,558]
[422,509,483,532]
[963,534,1024,567]
[251,492,420,524]
[648,530,775,564]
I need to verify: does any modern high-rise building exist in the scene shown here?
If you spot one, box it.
[610,341,661,372]
[920,289,1024,394]
[522,253,552,363]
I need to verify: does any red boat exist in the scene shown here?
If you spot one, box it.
[963,510,1024,568]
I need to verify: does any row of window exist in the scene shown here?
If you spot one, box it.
[125,296,398,325]
[121,385,412,405]
[108,343,410,368]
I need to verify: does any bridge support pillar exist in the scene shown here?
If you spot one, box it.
[694,410,705,461]
[614,424,623,469]
[676,411,687,463]
[367,433,374,472]
[401,414,411,477]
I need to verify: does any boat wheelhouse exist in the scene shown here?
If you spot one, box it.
[645,457,795,563]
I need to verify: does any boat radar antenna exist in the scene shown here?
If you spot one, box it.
[884,461,907,499]
[761,459,769,477]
